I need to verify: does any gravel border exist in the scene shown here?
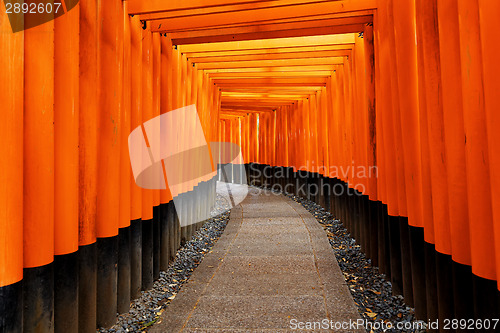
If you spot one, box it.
[98,195,231,333]
[100,186,426,333]
[277,188,427,333]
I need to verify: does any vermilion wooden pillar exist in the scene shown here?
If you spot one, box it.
[478,0,500,292]
[141,26,154,291]
[23,10,55,333]
[0,6,24,332]
[96,0,123,326]
[78,0,99,330]
[437,0,474,325]
[129,14,143,301]
[54,2,79,331]
[457,0,498,324]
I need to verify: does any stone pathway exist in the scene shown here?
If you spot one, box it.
[150,187,364,332]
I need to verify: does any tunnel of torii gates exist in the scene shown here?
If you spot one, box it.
[1,0,500,332]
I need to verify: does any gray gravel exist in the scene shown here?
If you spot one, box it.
[99,184,426,333]
[98,194,231,333]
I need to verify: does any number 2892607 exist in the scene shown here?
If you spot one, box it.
[5,2,63,14]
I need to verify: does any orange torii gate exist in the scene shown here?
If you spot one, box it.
[2,0,500,332]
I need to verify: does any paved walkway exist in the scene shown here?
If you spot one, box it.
[150,187,363,332]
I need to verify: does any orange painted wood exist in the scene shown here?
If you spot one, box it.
[78,0,99,245]
[392,0,424,228]
[0,3,23,286]
[120,0,132,227]
[353,34,367,194]
[160,36,174,204]
[198,57,343,69]
[376,0,399,216]
[96,0,122,237]
[325,78,337,179]
[436,0,470,265]
[183,45,353,59]
[458,0,495,281]
[24,17,55,268]
[417,0,452,255]
[128,0,280,15]
[54,2,79,255]
[387,0,409,219]
[171,24,366,44]
[479,0,500,288]
[140,1,372,21]
[179,34,355,53]
[148,1,376,32]
[141,27,154,220]
[152,32,161,207]
[130,15,143,221]
[414,0,434,243]
[317,88,329,176]
[342,59,354,186]
[165,17,371,41]
[364,24,377,201]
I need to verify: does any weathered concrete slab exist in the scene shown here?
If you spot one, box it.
[150,188,363,333]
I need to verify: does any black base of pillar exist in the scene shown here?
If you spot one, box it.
[141,219,154,291]
[472,273,499,329]
[436,252,454,332]
[78,242,96,333]
[23,263,54,333]
[117,226,131,314]
[452,261,474,332]
[368,200,379,267]
[424,242,439,331]
[0,280,23,333]
[54,251,78,333]
[153,206,160,281]
[409,226,427,320]
[96,236,118,328]
[160,203,170,271]
[388,215,403,296]
[130,219,142,299]
[399,217,414,307]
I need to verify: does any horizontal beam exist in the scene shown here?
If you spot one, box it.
[222,92,311,98]
[128,0,277,15]
[221,87,322,93]
[139,0,334,20]
[220,114,245,119]
[178,33,355,53]
[208,72,333,78]
[149,0,377,32]
[221,105,277,111]
[222,102,296,108]
[213,77,328,84]
[171,24,365,44]
[183,44,353,58]
[188,50,351,63]
[222,96,302,102]
[220,110,273,116]
[197,57,344,69]
[216,82,326,87]
[204,65,340,73]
